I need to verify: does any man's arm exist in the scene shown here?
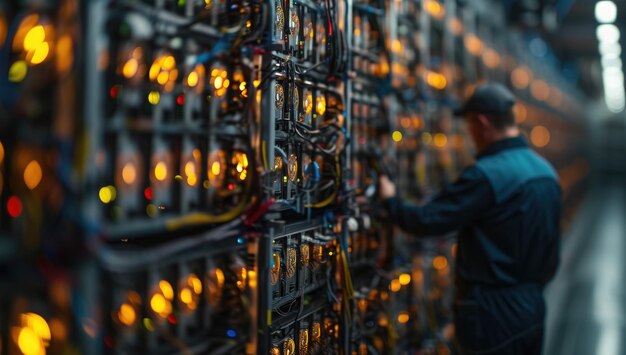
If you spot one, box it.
[381,167,494,236]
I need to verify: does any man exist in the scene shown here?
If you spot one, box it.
[379,83,561,354]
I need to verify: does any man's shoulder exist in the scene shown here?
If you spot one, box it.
[473,148,558,203]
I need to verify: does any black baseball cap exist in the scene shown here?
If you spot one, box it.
[453,83,516,117]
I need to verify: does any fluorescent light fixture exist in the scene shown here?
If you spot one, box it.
[596,1,618,24]
[597,24,621,43]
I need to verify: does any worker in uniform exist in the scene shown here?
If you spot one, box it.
[379,83,561,354]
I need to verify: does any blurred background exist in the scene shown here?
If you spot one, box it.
[0,0,623,354]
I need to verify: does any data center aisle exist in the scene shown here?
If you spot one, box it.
[544,183,626,355]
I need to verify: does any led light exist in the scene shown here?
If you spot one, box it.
[150,294,167,315]
[530,126,550,148]
[597,24,620,44]
[149,54,178,92]
[304,91,313,115]
[390,279,401,292]
[208,150,226,187]
[482,48,501,68]
[207,268,225,305]
[17,327,42,355]
[596,1,617,24]
[154,162,168,181]
[433,133,447,148]
[315,96,326,115]
[399,273,411,285]
[433,256,448,270]
[24,160,42,190]
[397,312,410,324]
[511,66,531,89]
[464,33,483,56]
[184,161,198,186]
[426,71,447,90]
[425,0,445,19]
[7,196,23,218]
[118,303,136,326]
[9,61,28,82]
[187,71,199,87]
[122,162,137,185]
[232,152,249,181]
[123,58,139,79]
[148,90,160,105]
[20,313,51,345]
[159,280,174,300]
[599,42,621,57]
[236,266,247,290]
[23,24,43,48]
[99,186,117,204]
[531,80,550,101]
[392,131,403,142]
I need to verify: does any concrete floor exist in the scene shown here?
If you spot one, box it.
[544,183,626,355]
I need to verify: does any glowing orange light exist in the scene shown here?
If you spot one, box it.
[122,58,139,79]
[426,71,447,90]
[159,280,174,300]
[399,273,411,286]
[425,0,445,19]
[482,48,501,69]
[149,54,178,92]
[514,103,527,123]
[17,327,42,355]
[464,34,484,56]
[530,80,550,101]
[118,304,136,326]
[397,312,410,324]
[433,256,448,270]
[122,162,137,185]
[150,294,167,315]
[316,96,326,116]
[448,17,464,36]
[433,133,448,148]
[20,313,51,345]
[24,160,43,190]
[511,66,532,90]
[56,35,73,73]
[390,279,401,292]
[530,126,550,148]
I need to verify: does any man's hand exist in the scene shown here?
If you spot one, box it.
[379,175,397,199]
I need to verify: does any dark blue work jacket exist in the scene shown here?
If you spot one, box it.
[384,136,561,352]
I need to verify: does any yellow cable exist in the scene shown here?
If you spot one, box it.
[166,174,253,231]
